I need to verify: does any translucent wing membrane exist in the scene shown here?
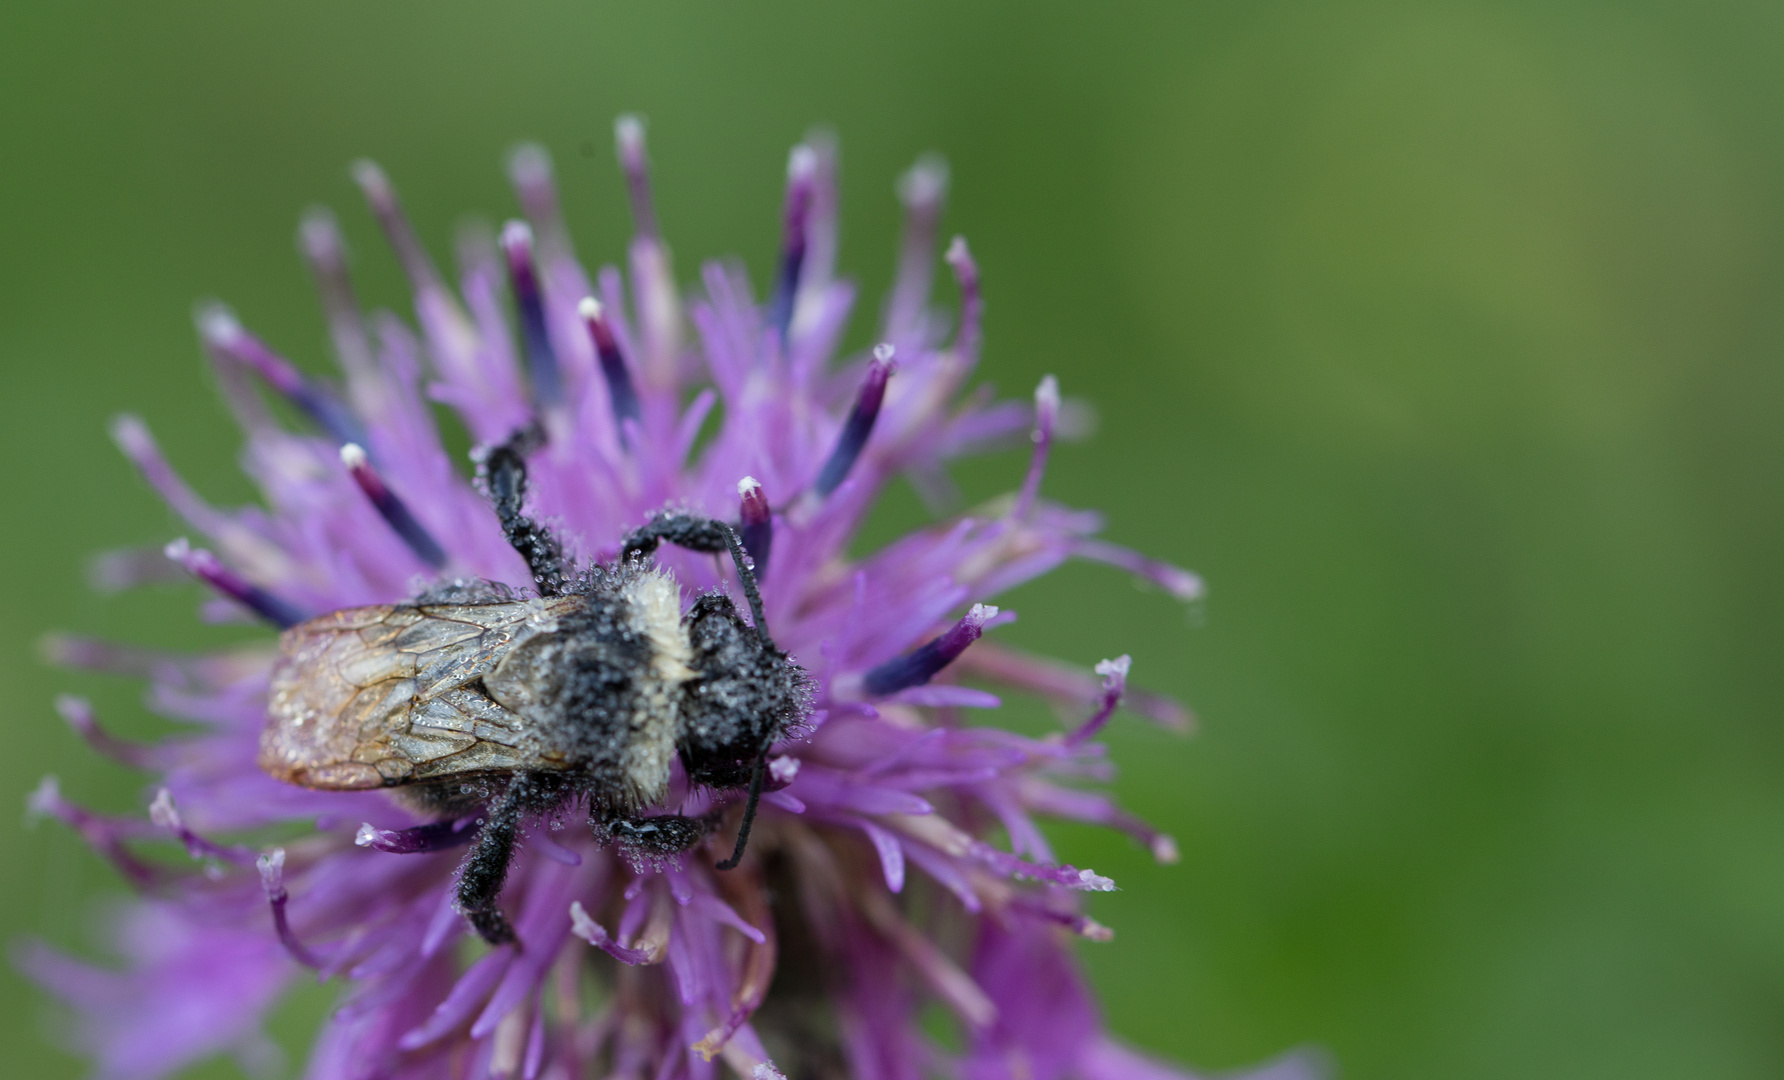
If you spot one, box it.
[261,598,585,789]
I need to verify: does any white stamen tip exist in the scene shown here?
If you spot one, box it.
[195,302,243,345]
[108,414,154,457]
[351,161,403,217]
[163,537,192,562]
[872,342,896,364]
[1165,569,1206,602]
[897,154,949,207]
[568,900,607,945]
[1036,374,1061,414]
[1082,919,1115,942]
[1076,868,1117,892]
[350,159,389,193]
[298,208,343,261]
[339,443,367,469]
[768,756,801,784]
[354,823,378,847]
[738,476,762,497]
[754,1065,790,1080]
[508,143,551,183]
[500,219,533,249]
[578,296,603,320]
[26,776,61,819]
[615,115,645,151]
[787,144,817,181]
[1094,655,1131,679]
[965,603,999,627]
[148,788,180,829]
[54,697,97,737]
[1152,835,1181,865]
[256,848,286,889]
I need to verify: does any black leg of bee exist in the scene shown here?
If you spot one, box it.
[603,814,712,859]
[484,424,569,598]
[620,513,733,559]
[621,514,771,641]
[716,745,772,872]
[455,773,547,947]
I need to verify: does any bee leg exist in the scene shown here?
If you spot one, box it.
[483,425,569,597]
[620,513,733,559]
[603,814,711,860]
[715,745,771,871]
[621,514,770,643]
[455,775,539,946]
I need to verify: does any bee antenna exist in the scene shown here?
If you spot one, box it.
[715,744,771,872]
[719,523,772,646]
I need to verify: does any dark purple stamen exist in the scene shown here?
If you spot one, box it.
[164,538,308,629]
[355,818,479,855]
[737,476,773,581]
[258,849,326,970]
[55,695,154,769]
[578,297,643,436]
[614,116,660,241]
[1065,655,1130,746]
[197,305,367,447]
[501,221,563,411]
[766,145,817,345]
[814,344,895,497]
[863,603,998,697]
[340,444,448,570]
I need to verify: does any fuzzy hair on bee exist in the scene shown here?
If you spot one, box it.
[257,430,810,945]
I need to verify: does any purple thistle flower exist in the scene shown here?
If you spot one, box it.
[22,119,1324,1080]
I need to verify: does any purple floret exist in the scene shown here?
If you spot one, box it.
[23,117,1321,1080]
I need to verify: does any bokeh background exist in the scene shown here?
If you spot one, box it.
[3,2,1782,1077]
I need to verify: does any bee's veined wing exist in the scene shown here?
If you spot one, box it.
[259,596,586,789]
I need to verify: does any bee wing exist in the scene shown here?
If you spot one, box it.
[260,597,585,789]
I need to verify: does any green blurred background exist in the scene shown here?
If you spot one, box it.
[4,1,1782,1077]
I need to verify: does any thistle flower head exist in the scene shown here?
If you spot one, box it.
[23,121,1318,1080]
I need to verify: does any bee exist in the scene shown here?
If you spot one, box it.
[258,430,809,944]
